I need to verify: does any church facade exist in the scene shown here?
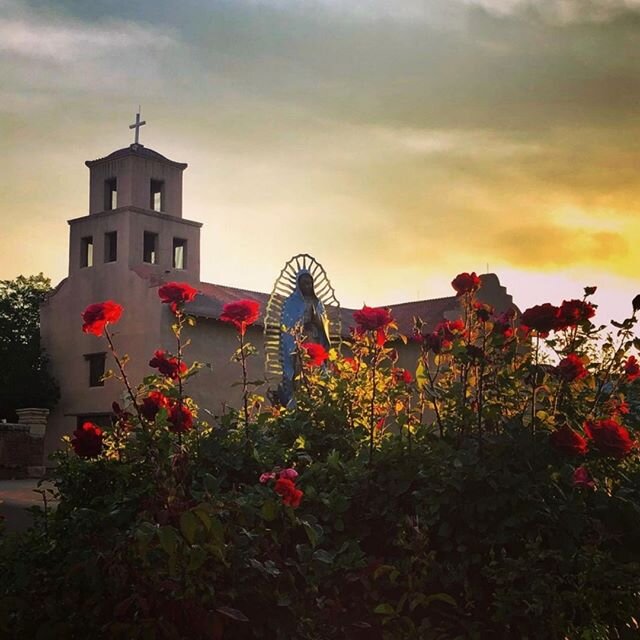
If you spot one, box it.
[40,137,516,459]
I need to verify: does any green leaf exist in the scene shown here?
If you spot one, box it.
[374,603,395,615]
[424,593,457,607]
[157,526,179,558]
[193,505,212,531]
[209,516,225,546]
[373,564,396,580]
[261,499,278,522]
[312,549,335,564]
[303,521,323,549]
[216,605,249,622]
[415,361,428,391]
[179,511,201,545]
[187,545,208,571]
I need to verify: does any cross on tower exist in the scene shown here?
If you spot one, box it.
[129,109,146,146]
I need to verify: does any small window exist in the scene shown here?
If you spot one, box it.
[143,231,158,264]
[150,179,164,212]
[85,353,106,387]
[80,236,94,268]
[105,178,117,211]
[104,231,117,263]
[173,238,187,269]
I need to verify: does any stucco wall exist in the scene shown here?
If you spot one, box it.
[170,317,270,421]
[41,269,164,458]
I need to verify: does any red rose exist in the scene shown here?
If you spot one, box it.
[556,299,595,330]
[436,319,465,344]
[353,306,394,346]
[220,299,260,336]
[158,282,198,314]
[451,272,481,296]
[520,303,560,337]
[71,422,104,458]
[555,354,588,383]
[493,321,514,339]
[423,319,465,353]
[274,477,303,508]
[168,402,194,433]
[614,400,630,415]
[392,368,413,384]
[492,309,515,339]
[584,418,634,459]
[343,356,360,371]
[81,301,123,336]
[474,302,493,322]
[550,426,588,456]
[353,306,393,331]
[149,350,188,380]
[141,391,170,421]
[624,355,640,382]
[302,342,329,367]
[573,466,595,490]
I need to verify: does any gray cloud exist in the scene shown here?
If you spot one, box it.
[1,0,640,307]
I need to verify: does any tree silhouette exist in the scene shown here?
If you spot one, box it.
[0,273,59,421]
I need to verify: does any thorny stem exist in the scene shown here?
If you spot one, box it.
[531,334,540,436]
[552,379,566,419]
[477,322,487,450]
[424,354,444,438]
[174,311,186,443]
[459,365,469,442]
[369,340,378,467]
[591,321,634,416]
[104,327,145,429]
[239,330,250,442]
[458,293,473,441]
[37,489,49,542]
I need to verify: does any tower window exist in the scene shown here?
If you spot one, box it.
[105,178,117,211]
[80,236,94,268]
[104,231,117,263]
[173,238,187,269]
[143,231,158,264]
[85,353,106,387]
[150,179,164,212]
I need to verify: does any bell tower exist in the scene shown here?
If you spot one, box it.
[67,112,201,280]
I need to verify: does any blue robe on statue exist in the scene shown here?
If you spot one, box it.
[279,269,331,406]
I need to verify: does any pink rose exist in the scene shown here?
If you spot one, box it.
[279,468,299,481]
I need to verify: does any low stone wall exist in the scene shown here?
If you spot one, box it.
[0,408,48,479]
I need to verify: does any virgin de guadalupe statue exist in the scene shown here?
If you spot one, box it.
[264,254,341,406]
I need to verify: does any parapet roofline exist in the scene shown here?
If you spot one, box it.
[85,144,188,170]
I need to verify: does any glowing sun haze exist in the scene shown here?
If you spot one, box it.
[1,0,639,325]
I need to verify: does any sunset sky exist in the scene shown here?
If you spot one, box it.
[1,0,639,324]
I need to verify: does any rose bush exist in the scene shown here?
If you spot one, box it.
[2,276,640,639]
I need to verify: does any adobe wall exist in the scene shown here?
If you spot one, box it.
[41,269,165,459]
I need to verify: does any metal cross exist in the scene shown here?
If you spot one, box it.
[129,109,146,145]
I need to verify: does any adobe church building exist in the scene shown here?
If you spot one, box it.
[40,130,516,459]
